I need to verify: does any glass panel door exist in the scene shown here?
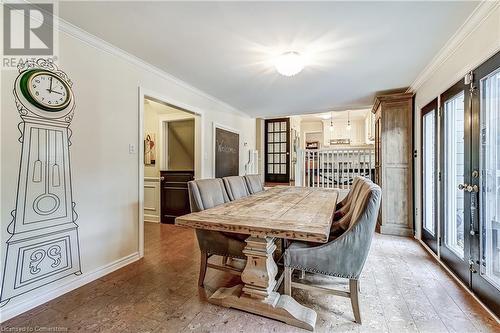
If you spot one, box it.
[421,100,438,253]
[470,52,500,315]
[480,68,500,290]
[264,118,290,183]
[444,91,466,258]
[440,81,471,284]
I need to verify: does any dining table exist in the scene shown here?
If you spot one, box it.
[175,185,339,331]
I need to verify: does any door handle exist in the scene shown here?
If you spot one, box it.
[469,184,479,193]
[160,176,165,181]
[458,183,479,192]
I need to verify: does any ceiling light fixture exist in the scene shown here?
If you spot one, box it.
[274,51,305,77]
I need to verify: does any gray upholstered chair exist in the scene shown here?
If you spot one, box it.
[222,176,250,200]
[244,174,264,194]
[187,178,247,287]
[283,179,382,324]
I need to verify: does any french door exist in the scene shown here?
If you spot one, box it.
[439,51,500,315]
[421,99,438,254]
[440,80,471,283]
[470,52,500,314]
[264,118,290,183]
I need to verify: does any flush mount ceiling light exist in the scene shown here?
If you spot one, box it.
[274,51,305,77]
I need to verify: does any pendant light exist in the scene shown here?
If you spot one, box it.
[346,111,352,131]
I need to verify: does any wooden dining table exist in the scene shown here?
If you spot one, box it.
[175,186,339,331]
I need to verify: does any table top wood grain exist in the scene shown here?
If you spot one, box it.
[175,186,339,243]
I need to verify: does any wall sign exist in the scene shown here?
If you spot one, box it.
[0,59,82,306]
[214,125,239,178]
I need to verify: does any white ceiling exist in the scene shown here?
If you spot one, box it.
[60,1,478,117]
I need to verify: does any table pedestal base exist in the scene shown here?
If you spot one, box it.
[208,236,317,331]
[209,285,317,331]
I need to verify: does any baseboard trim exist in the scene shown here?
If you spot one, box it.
[0,252,141,323]
[379,224,413,237]
[417,239,500,324]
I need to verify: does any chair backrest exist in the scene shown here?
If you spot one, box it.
[330,181,381,278]
[187,178,230,212]
[348,181,379,230]
[338,177,367,214]
[244,174,264,194]
[330,179,372,238]
[337,176,363,209]
[222,176,250,201]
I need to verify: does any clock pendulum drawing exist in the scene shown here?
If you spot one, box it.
[0,59,82,306]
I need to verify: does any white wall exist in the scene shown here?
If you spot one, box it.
[144,102,161,178]
[321,119,366,146]
[412,3,500,238]
[299,119,371,148]
[300,121,323,148]
[0,23,255,320]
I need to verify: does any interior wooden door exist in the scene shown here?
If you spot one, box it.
[421,99,438,254]
[265,118,290,183]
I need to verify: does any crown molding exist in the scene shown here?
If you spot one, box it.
[45,13,251,118]
[408,1,500,92]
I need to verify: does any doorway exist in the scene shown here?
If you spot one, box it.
[143,98,196,224]
[264,118,290,183]
[438,51,500,315]
[139,88,202,256]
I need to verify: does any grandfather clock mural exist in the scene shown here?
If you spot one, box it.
[0,59,82,306]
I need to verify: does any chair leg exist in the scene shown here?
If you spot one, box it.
[349,279,362,324]
[198,251,208,287]
[222,256,228,266]
[284,267,292,296]
[299,270,305,279]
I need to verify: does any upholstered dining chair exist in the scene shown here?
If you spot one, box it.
[283,179,382,324]
[187,178,247,287]
[243,174,265,194]
[223,176,250,200]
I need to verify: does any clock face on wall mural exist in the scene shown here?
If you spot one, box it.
[20,69,73,112]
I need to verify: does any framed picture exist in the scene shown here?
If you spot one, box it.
[144,133,156,165]
[213,124,239,178]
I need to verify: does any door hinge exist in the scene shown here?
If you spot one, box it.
[464,71,474,85]
[438,237,442,246]
[465,71,477,93]
[438,171,442,181]
[438,106,443,118]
